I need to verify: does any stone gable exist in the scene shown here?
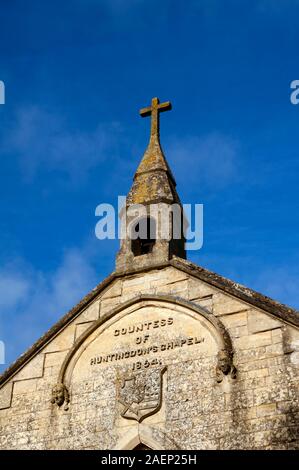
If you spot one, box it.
[0,264,298,449]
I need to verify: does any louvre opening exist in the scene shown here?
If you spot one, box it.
[131,217,156,256]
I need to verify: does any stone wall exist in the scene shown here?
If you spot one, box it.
[0,266,298,450]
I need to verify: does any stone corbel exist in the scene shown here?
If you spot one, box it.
[50,382,70,411]
[216,349,237,383]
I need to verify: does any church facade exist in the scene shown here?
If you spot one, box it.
[0,98,299,450]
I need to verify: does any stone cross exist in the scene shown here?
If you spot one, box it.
[139,97,172,140]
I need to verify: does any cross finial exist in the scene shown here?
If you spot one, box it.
[139,97,172,143]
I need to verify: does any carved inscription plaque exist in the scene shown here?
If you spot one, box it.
[89,315,204,369]
[70,303,219,420]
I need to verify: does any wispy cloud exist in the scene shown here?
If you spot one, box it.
[0,262,31,310]
[3,106,122,184]
[0,246,99,371]
[167,133,240,191]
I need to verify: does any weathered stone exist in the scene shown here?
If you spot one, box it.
[1,284,298,450]
[221,311,248,328]
[247,309,281,334]
[247,368,269,379]
[101,280,122,299]
[150,268,188,288]
[256,403,277,417]
[43,325,75,353]
[188,278,215,299]
[193,296,213,313]
[75,322,93,340]
[76,301,100,323]
[234,331,273,350]
[156,279,189,296]
[213,293,247,316]
[44,351,68,368]
[14,354,45,381]
[99,297,121,315]
[226,325,248,339]
[0,382,13,409]
[13,378,38,395]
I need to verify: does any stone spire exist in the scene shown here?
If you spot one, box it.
[116,97,186,273]
[127,97,181,206]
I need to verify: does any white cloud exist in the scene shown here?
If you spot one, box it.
[167,133,239,191]
[42,248,98,314]
[0,268,31,310]
[3,106,122,184]
[0,247,98,370]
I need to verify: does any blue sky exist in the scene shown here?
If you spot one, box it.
[0,0,299,371]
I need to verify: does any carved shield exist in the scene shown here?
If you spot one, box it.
[118,367,166,422]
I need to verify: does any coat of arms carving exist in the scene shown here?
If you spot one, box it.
[117,367,166,422]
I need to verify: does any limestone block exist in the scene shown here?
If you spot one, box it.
[134,270,169,289]
[233,406,257,420]
[122,269,187,296]
[13,378,38,395]
[213,293,247,316]
[276,400,293,414]
[189,439,220,450]
[149,268,189,288]
[156,279,189,297]
[234,331,272,350]
[225,390,254,410]
[100,297,121,315]
[43,324,76,353]
[193,297,213,313]
[253,385,289,406]
[271,328,283,344]
[285,325,299,348]
[284,326,299,366]
[221,311,248,328]
[226,326,248,339]
[265,343,284,356]
[252,415,287,435]
[75,322,93,340]
[188,278,216,300]
[290,351,299,367]
[44,350,68,368]
[14,354,45,381]
[247,309,281,334]
[246,368,269,379]
[0,382,13,409]
[122,275,148,292]
[76,301,100,323]
[242,376,268,389]
[101,280,122,299]
[121,282,151,302]
[120,289,156,305]
[254,430,272,447]
[235,346,275,365]
[256,403,277,417]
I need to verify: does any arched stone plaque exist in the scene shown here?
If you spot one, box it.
[57,296,235,426]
